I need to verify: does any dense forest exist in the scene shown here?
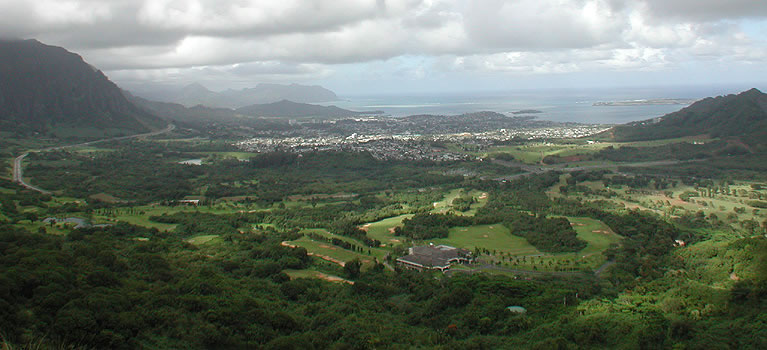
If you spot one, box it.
[1,217,765,348]
[4,139,767,349]
[24,144,471,204]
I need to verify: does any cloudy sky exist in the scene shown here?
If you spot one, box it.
[2,0,767,95]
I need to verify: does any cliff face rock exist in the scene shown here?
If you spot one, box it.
[0,39,163,136]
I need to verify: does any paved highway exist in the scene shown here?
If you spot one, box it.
[12,124,175,193]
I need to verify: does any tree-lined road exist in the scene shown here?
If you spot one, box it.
[12,124,175,193]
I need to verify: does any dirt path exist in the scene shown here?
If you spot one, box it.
[12,124,175,193]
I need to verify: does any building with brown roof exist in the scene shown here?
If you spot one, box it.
[396,244,473,272]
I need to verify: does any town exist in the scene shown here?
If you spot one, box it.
[235,113,607,161]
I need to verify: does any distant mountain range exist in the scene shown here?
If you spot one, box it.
[131,82,339,109]
[128,94,380,124]
[126,93,240,124]
[5,38,766,150]
[0,39,165,138]
[236,100,382,118]
[600,88,767,149]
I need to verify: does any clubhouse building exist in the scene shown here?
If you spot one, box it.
[396,244,473,272]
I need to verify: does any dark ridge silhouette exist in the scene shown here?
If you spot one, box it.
[0,39,165,137]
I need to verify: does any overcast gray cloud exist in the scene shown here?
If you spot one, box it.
[1,0,765,93]
[638,0,767,22]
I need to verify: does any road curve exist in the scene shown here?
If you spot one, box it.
[12,124,175,193]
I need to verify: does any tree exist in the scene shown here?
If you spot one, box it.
[344,258,362,279]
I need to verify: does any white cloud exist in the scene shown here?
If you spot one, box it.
[33,0,113,25]
[0,0,765,90]
[462,0,623,51]
[135,0,394,35]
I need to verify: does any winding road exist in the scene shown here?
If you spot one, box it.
[12,124,175,193]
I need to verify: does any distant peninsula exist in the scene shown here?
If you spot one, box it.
[130,82,340,109]
[593,98,696,106]
[511,109,543,114]
[236,100,384,119]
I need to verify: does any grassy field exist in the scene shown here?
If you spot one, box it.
[429,218,623,272]
[283,269,353,284]
[361,214,413,246]
[190,151,260,160]
[97,209,178,231]
[92,204,265,232]
[284,236,377,267]
[567,217,623,257]
[185,235,220,245]
[431,224,541,256]
[485,142,609,164]
[15,220,69,236]
[430,188,463,213]
[430,188,488,216]
[563,180,767,227]
[89,192,124,203]
[657,184,765,223]
[302,228,389,259]
[72,146,116,154]
[484,137,715,164]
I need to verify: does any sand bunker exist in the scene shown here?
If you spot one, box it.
[315,272,354,285]
[308,253,346,266]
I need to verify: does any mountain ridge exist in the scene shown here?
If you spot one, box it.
[0,39,165,138]
[599,88,767,150]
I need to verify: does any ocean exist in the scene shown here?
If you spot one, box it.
[328,85,758,125]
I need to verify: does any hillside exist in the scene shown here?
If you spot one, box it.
[131,82,339,108]
[601,88,767,148]
[127,93,239,124]
[0,39,165,138]
[235,100,381,119]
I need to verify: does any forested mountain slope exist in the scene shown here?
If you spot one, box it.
[601,88,767,150]
[0,39,164,137]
